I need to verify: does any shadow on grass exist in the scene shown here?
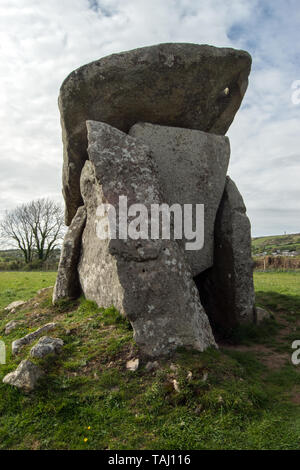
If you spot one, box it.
[256,290,300,314]
[220,318,280,346]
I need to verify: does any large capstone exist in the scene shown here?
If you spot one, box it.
[195,176,255,333]
[129,122,230,276]
[59,43,251,224]
[78,120,216,358]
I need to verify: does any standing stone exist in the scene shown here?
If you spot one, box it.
[195,176,255,332]
[53,205,86,304]
[78,120,216,358]
[59,43,251,225]
[129,122,230,276]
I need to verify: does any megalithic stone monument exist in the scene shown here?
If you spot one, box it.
[54,43,256,358]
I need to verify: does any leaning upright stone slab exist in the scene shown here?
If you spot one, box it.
[59,43,251,224]
[129,122,230,276]
[195,177,255,331]
[78,120,216,358]
[53,205,86,304]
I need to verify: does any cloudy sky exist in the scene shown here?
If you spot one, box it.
[0,0,299,237]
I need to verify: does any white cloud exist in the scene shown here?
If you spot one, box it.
[0,0,299,237]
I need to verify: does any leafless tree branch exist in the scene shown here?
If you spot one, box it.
[0,198,65,263]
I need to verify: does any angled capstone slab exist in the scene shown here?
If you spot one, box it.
[195,176,255,332]
[78,120,216,358]
[59,43,251,224]
[129,122,230,276]
[53,205,86,304]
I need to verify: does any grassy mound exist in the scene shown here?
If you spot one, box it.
[0,272,299,449]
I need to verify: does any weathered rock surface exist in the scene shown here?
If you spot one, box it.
[3,360,44,393]
[129,122,230,275]
[145,361,159,372]
[78,120,216,357]
[59,43,251,224]
[5,320,22,335]
[53,206,86,304]
[12,323,57,355]
[30,336,64,359]
[4,300,26,312]
[126,358,139,371]
[195,176,255,331]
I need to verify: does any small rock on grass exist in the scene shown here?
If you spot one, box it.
[202,371,208,382]
[4,300,26,312]
[256,307,271,324]
[30,336,64,359]
[126,358,139,371]
[173,379,180,393]
[2,360,44,393]
[187,371,193,381]
[145,361,159,372]
[12,323,57,355]
[5,320,22,335]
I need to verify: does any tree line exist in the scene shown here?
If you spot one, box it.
[0,199,65,268]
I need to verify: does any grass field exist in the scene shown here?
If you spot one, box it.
[0,271,299,450]
[0,272,57,309]
[255,271,300,314]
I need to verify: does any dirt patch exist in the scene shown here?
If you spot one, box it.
[220,311,299,371]
[221,342,290,370]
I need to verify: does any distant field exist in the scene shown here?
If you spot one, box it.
[252,233,300,255]
[0,272,57,309]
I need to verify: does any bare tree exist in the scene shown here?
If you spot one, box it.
[0,207,34,263]
[0,199,65,263]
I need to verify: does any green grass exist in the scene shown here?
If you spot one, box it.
[254,271,300,314]
[0,271,299,449]
[0,271,57,309]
